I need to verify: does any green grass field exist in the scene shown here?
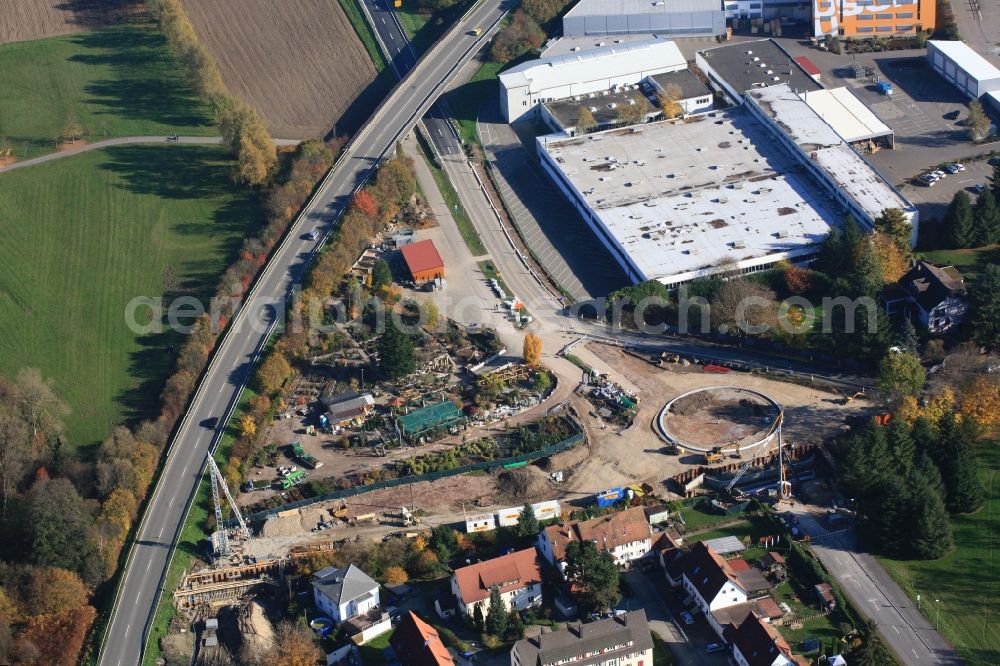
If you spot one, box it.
[879,441,1000,665]
[397,2,470,56]
[0,22,215,159]
[917,245,1000,285]
[449,59,504,145]
[0,145,260,452]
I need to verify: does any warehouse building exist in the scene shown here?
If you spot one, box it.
[801,86,894,148]
[813,0,935,38]
[537,110,847,286]
[499,38,686,122]
[562,0,725,38]
[927,40,1000,100]
[399,239,444,283]
[696,39,822,105]
[540,68,713,134]
[744,84,916,240]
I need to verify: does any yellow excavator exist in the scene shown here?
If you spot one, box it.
[704,446,724,464]
[840,390,864,405]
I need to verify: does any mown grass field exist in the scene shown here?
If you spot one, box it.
[879,441,1000,665]
[0,22,215,159]
[0,145,260,452]
[917,244,1000,285]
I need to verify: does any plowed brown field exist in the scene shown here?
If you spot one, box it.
[0,0,137,44]
[180,0,381,139]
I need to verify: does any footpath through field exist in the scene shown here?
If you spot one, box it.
[0,135,301,174]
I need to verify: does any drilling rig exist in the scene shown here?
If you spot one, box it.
[207,455,251,557]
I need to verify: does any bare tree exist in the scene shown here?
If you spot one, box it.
[15,368,68,441]
[710,279,776,336]
[0,405,29,519]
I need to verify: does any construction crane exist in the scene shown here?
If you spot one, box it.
[207,455,251,557]
[725,411,784,495]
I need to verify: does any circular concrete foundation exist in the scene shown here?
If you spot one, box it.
[656,386,781,454]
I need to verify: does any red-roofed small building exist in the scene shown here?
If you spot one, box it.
[400,239,444,283]
[390,611,455,666]
[451,548,542,619]
[793,56,822,83]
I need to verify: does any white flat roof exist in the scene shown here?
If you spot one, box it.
[929,40,1000,83]
[702,535,746,555]
[542,34,664,58]
[566,0,722,16]
[499,38,685,92]
[746,85,912,220]
[539,110,844,283]
[800,87,892,143]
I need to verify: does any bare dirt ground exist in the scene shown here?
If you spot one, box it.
[664,387,778,449]
[0,0,137,44]
[179,0,379,139]
[566,344,874,495]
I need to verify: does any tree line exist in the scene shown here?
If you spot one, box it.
[489,0,575,63]
[835,407,985,560]
[0,371,160,664]
[150,0,277,187]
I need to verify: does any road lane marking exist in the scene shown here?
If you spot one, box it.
[124,624,130,639]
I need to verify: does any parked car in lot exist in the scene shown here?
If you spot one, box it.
[945,163,966,173]
[917,174,939,186]
[931,170,947,179]
[973,183,986,194]
[680,611,695,625]
[706,643,726,654]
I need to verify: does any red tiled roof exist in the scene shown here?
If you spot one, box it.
[400,239,444,275]
[391,611,455,666]
[542,506,652,562]
[729,559,751,572]
[683,542,745,603]
[453,548,541,605]
[755,597,784,620]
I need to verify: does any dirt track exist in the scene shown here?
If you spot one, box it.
[179,0,380,139]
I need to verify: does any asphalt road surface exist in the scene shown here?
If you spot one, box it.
[97,3,508,664]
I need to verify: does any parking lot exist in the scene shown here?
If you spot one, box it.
[901,158,994,221]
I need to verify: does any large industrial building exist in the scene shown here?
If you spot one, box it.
[537,84,914,287]
[800,86,894,148]
[537,110,848,286]
[696,39,823,105]
[498,38,686,122]
[744,84,916,238]
[561,0,725,38]
[927,39,1000,101]
[812,0,935,38]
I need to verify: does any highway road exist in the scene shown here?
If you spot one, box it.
[97,2,508,664]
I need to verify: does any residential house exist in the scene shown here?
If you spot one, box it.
[682,542,748,617]
[391,611,456,666]
[451,548,543,619]
[725,613,803,666]
[883,261,968,333]
[537,506,653,572]
[312,564,381,623]
[322,391,376,427]
[510,609,654,666]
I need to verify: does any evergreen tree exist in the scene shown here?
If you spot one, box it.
[509,610,525,639]
[886,419,916,473]
[938,414,984,513]
[862,475,909,556]
[838,435,875,497]
[486,587,509,637]
[852,236,885,298]
[473,602,485,631]
[911,417,937,458]
[874,207,913,258]
[894,319,920,356]
[973,188,1000,246]
[945,191,975,248]
[564,540,620,613]
[370,259,392,292]
[970,264,1000,350]
[915,452,947,500]
[515,502,539,538]
[852,620,896,666]
[378,318,416,379]
[990,162,1000,200]
[908,477,954,559]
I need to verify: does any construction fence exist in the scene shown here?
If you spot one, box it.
[241,432,586,525]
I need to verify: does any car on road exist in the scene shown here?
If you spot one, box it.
[470,27,483,36]
[199,416,218,429]
[705,643,725,653]
[680,611,695,625]
[304,228,319,241]
[945,163,965,173]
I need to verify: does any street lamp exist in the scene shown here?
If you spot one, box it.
[934,599,941,630]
